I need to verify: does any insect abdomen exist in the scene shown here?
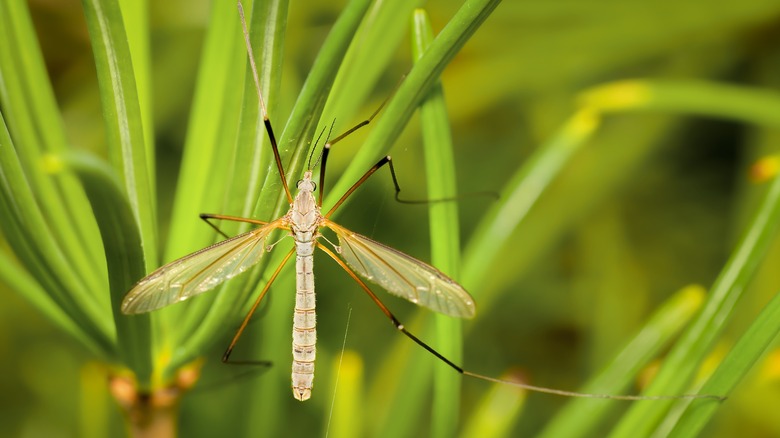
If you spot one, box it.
[292,249,316,401]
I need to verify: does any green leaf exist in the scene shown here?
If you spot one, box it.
[323,0,503,215]
[461,109,599,305]
[669,289,780,437]
[0,108,114,355]
[81,0,157,272]
[0,0,108,313]
[609,170,780,436]
[580,80,780,127]
[539,285,706,438]
[58,151,152,387]
[413,9,464,438]
[323,0,425,126]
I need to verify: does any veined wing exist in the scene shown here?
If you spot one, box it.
[122,219,285,314]
[323,220,475,318]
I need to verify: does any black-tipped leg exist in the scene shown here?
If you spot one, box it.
[199,213,268,240]
[316,242,464,373]
[222,248,294,364]
[316,242,725,401]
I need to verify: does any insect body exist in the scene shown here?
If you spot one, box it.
[122,159,475,400]
[289,172,320,401]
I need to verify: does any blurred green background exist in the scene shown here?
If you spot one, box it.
[3,0,780,437]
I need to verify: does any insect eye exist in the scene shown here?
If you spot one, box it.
[295,180,316,190]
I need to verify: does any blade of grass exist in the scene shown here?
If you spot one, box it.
[323,0,424,126]
[538,285,706,438]
[609,150,780,437]
[58,151,153,387]
[116,0,154,187]
[164,0,251,261]
[1,0,108,304]
[668,289,780,437]
[579,80,780,128]
[413,9,464,438]
[0,249,109,357]
[361,2,504,433]
[0,110,114,352]
[81,0,157,273]
[323,0,503,216]
[265,0,375,199]
[460,109,599,306]
[225,0,289,228]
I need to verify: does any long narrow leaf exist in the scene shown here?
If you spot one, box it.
[609,152,780,437]
[539,285,706,438]
[81,0,157,272]
[669,289,780,437]
[1,0,107,306]
[414,9,464,438]
[323,0,503,215]
[62,151,152,386]
[0,110,114,351]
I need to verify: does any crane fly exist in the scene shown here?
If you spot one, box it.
[121,1,475,401]
[122,164,474,401]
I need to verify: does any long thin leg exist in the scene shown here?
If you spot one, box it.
[222,247,295,363]
[200,213,269,239]
[326,95,389,148]
[325,155,391,218]
[317,243,724,401]
[318,144,331,208]
[317,243,462,371]
[317,98,389,207]
[237,1,292,204]
[324,154,426,217]
[324,152,497,218]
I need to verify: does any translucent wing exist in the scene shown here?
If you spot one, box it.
[324,220,475,318]
[121,220,285,314]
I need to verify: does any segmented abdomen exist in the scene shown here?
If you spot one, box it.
[292,243,316,401]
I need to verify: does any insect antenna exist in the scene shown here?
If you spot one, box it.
[315,99,390,206]
[308,121,335,172]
